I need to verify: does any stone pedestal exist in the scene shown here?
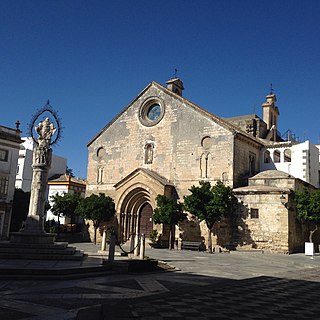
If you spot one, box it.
[0,114,84,261]
[10,232,55,244]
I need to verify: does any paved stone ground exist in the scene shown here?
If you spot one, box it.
[0,243,320,319]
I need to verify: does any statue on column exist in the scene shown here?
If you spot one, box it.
[19,104,61,237]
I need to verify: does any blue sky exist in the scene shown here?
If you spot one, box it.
[1,0,320,178]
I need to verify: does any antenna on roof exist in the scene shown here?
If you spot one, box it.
[269,83,274,95]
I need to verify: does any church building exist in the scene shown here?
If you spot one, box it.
[86,78,314,253]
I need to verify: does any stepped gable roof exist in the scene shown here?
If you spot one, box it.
[87,81,264,147]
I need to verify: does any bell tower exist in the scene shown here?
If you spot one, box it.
[262,84,279,141]
[166,78,184,96]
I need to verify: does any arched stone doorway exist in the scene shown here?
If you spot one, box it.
[113,168,175,242]
[118,186,154,241]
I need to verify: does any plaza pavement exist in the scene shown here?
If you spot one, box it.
[0,242,320,319]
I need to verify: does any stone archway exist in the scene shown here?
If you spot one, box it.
[113,168,175,241]
[118,186,153,241]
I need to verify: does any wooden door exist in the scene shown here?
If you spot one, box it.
[139,203,153,236]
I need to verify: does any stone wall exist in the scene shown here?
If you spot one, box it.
[233,192,291,253]
[87,83,237,201]
[233,136,260,187]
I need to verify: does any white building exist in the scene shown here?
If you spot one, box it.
[46,174,86,225]
[0,123,21,239]
[261,140,320,188]
[15,137,67,192]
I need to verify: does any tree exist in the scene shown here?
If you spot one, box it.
[76,193,116,244]
[184,180,236,253]
[66,166,75,177]
[50,192,81,234]
[10,189,30,232]
[295,188,320,243]
[153,195,186,250]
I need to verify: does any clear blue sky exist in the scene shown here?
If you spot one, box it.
[1,0,320,178]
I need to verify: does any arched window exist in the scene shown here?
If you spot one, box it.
[96,147,105,159]
[273,150,281,163]
[144,143,154,164]
[97,167,104,184]
[249,152,256,176]
[284,149,291,162]
[222,172,228,184]
[200,153,210,178]
[264,150,271,163]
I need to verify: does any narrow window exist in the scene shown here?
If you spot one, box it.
[222,172,228,184]
[144,143,154,164]
[97,167,104,184]
[249,152,256,176]
[0,149,8,162]
[0,176,9,200]
[284,149,291,162]
[250,208,259,219]
[264,150,271,163]
[273,150,281,163]
[200,153,210,178]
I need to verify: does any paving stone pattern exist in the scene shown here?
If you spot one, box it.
[1,243,320,319]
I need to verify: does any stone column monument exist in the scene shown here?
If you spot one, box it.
[11,117,57,244]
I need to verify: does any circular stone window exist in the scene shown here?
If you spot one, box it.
[201,136,212,149]
[96,147,105,159]
[139,98,165,126]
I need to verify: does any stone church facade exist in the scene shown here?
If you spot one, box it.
[86,78,311,253]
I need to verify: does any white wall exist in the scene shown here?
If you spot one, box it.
[46,185,69,223]
[15,137,67,192]
[260,140,320,188]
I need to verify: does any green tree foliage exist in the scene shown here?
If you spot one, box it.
[50,192,81,234]
[76,193,116,244]
[295,188,320,243]
[153,195,186,249]
[184,180,236,253]
[66,166,75,177]
[10,189,30,232]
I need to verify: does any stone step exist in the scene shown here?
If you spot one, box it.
[0,246,77,255]
[0,250,84,261]
[0,241,69,250]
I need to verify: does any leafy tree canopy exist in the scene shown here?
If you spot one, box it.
[66,166,75,177]
[295,188,320,242]
[153,195,186,226]
[184,180,236,230]
[295,189,320,223]
[184,180,236,252]
[153,194,186,249]
[50,192,80,218]
[76,193,116,244]
[76,193,115,228]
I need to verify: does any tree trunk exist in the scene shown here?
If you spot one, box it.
[309,225,318,243]
[57,216,60,236]
[94,226,97,245]
[169,224,175,250]
[71,214,74,234]
[207,227,212,253]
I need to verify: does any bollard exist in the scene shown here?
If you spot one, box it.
[101,230,107,252]
[139,234,145,260]
[108,235,116,262]
[134,233,140,256]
